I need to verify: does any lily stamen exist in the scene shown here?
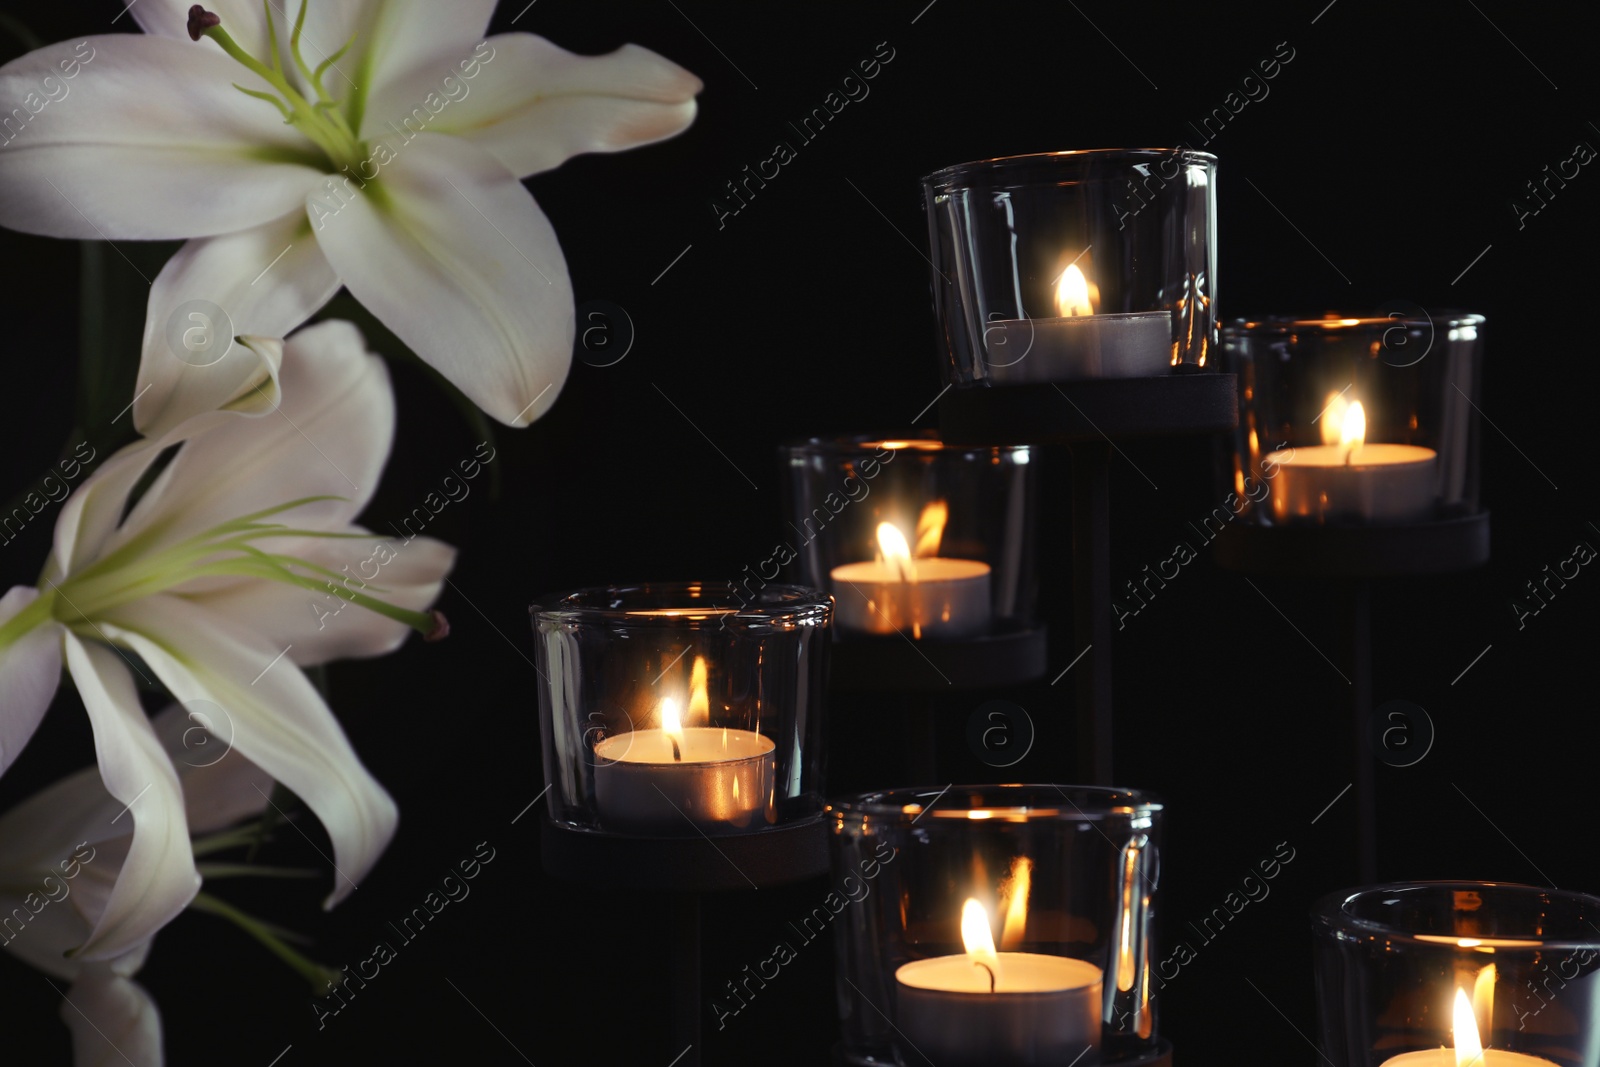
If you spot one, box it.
[186,2,365,171]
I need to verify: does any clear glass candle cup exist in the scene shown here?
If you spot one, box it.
[1312,881,1600,1067]
[922,148,1219,385]
[829,785,1164,1067]
[778,434,1037,642]
[531,582,831,836]
[1221,311,1485,526]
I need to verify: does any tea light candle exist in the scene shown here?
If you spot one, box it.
[1380,986,1556,1066]
[980,264,1171,381]
[591,657,775,835]
[829,508,991,639]
[1266,395,1437,523]
[895,900,1102,1067]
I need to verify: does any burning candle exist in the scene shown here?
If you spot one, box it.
[895,892,1102,1067]
[829,502,992,639]
[592,655,775,835]
[1380,970,1556,1066]
[981,263,1172,381]
[1265,392,1438,523]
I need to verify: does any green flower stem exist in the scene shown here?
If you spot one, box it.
[191,827,270,857]
[195,862,318,880]
[189,892,340,991]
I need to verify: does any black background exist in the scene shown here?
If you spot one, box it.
[2,1,1597,1064]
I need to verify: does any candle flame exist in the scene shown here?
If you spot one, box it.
[688,655,710,724]
[1055,263,1094,317]
[1340,400,1367,453]
[998,856,1032,950]
[660,697,685,760]
[914,500,948,559]
[876,521,917,582]
[1453,986,1483,1067]
[960,898,1001,991]
[1320,392,1349,447]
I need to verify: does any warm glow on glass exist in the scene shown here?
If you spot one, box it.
[999,856,1032,950]
[1413,935,1546,949]
[914,500,949,559]
[961,898,1001,988]
[1117,845,1140,991]
[1473,964,1496,1036]
[876,521,916,582]
[1055,263,1094,317]
[623,608,734,619]
[688,655,710,724]
[1454,986,1483,1067]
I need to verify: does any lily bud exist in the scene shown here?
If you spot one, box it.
[425,610,451,642]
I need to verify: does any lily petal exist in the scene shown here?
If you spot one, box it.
[49,438,163,579]
[158,717,275,837]
[135,212,339,437]
[60,966,164,1067]
[311,132,572,426]
[105,596,397,909]
[107,321,390,561]
[0,36,325,240]
[61,635,198,962]
[0,586,64,775]
[132,0,277,60]
[186,528,455,667]
[302,0,495,133]
[368,35,701,179]
[0,888,93,980]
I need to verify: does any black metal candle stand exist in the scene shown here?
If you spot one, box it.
[1213,512,1491,882]
[542,816,829,1067]
[832,1036,1171,1067]
[540,815,829,892]
[937,374,1240,786]
[826,624,1048,786]
[829,625,1049,692]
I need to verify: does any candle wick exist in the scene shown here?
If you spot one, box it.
[670,736,682,761]
[975,961,996,994]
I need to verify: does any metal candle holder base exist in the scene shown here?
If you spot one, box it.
[1212,511,1490,576]
[830,625,1049,692]
[938,374,1238,445]
[831,1027,1175,1064]
[540,814,829,892]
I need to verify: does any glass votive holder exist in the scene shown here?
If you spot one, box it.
[922,148,1218,385]
[1222,312,1486,526]
[778,434,1037,641]
[531,582,830,837]
[1312,881,1600,1066]
[829,785,1165,1067]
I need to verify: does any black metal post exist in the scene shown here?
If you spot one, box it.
[1070,440,1114,785]
[1343,578,1377,883]
[670,892,702,1066]
[902,699,939,784]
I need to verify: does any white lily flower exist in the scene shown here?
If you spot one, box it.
[0,319,454,963]
[0,705,278,1067]
[0,1,701,432]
